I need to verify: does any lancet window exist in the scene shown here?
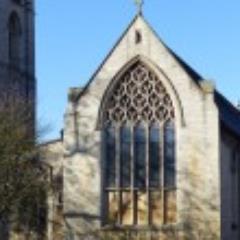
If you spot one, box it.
[103,61,176,227]
[8,12,22,68]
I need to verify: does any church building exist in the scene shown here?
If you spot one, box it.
[0,1,239,239]
[44,7,240,240]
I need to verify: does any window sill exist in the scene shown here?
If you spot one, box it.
[101,222,182,232]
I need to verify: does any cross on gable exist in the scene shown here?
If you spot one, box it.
[134,0,144,14]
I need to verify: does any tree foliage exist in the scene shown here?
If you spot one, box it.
[0,96,49,238]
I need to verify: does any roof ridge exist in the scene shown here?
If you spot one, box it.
[73,13,240,137]
[75,14,140,101]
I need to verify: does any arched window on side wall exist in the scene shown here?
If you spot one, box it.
[102,61,176,227]
[8,12,22,68]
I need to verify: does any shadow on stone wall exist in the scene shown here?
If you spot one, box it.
[60,139,220,240]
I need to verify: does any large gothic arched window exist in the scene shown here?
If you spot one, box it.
[103,61,176,227]
[8,12,22,67]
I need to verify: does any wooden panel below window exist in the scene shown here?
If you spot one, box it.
[150,191,163,225]
[121,191,133,225]
[137,191,148,225]
[164,190,176,224]
[107,191,119,224]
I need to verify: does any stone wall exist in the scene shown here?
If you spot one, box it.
[41,139,64,240]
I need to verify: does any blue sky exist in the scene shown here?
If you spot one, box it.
[36,1,240,140]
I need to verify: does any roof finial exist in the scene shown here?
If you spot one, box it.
[134,0,144,15]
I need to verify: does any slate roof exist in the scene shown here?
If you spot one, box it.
[168,45,240,138]
[215,92,240,138]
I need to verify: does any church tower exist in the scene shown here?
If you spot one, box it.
[0,0,35,127]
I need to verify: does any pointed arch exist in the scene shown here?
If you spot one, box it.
[101,56,178,226]
[8,12,22,67]
[97,55,185,129]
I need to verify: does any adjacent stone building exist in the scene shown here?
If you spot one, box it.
[44,11,240,240]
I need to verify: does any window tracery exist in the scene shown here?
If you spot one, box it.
[103,61,176,227]
[104,62,174,125]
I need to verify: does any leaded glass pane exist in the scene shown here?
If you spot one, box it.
[120,126,131,188]
[164,122,175,188]
[149,124,161,188]
[134,124,146,188]
[105,126,116,187]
